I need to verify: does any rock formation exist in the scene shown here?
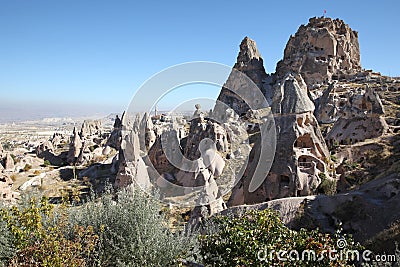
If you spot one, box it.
[114,129,151,189]
[35,140,55,158]
[216,37,268,116]
[0,174,18,201]
[80,120,102,138]
[67,127,82,164]
[315,82,339,123]
[326,85,389,145]
[229,73,332,205]
[276,17,361,88]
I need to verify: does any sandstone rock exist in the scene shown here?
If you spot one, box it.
[276,17,361,88]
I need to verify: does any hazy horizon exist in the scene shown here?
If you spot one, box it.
[1,0,399,122]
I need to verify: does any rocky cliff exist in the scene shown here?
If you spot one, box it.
[276,17,361,88]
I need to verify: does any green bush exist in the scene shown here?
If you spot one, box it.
[43,160,51,167]
[68,187,196,266]
[0,219,15,267]
[318,173,337,196]
[199,209,361,266]
[0,197,98,267]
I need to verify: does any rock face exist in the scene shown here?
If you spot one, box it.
[229,73,332,205]
[35,140,55,158]
[115,121,151,189]
[276,17,361,88]
[0,174,18,201]
[67,127,82,164]
[326,85,389,145]
[216,37,268,116]
[315,82,339,123]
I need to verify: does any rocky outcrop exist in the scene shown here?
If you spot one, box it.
[276,17,361,88]
[225,172,400,253]
[67,127,82,164]
[229,73,332,205]
[115,129,151,189]
[0,174,18,201]
[216,37,268,116]
[35,140,55,158]
[326,85,389,145]
[80,120,102,138]
[315,82,339,123]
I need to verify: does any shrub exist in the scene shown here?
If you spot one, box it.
[199,209,361,266]
[68,187,196,266]
[43,160,51,167]
[318,173,337,196]
[0,196,99,267]
[0,219,15,266]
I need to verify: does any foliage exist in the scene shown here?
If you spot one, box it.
[0,219,15,267]
[318,173,337,196]
[0,196,99,267]
[199,209,362,267]
[42,160,51,167]
[68,187,197,266]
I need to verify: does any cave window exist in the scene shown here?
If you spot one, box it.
[2,194,6,199]
[280,175,290,188]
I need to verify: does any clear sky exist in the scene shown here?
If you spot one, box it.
[1,0,399,121]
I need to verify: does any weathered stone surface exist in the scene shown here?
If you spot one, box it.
[229,73,332,205]
[0,174,18,201]
[326,85,389,145]
[115,130,151,189]
[35,140,55,158]
[271,73,315,114]
[276,17,361,88]
[216,37,268,117]
[315,82,339,123]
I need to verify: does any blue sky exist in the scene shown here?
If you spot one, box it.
[0,0,399,121]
